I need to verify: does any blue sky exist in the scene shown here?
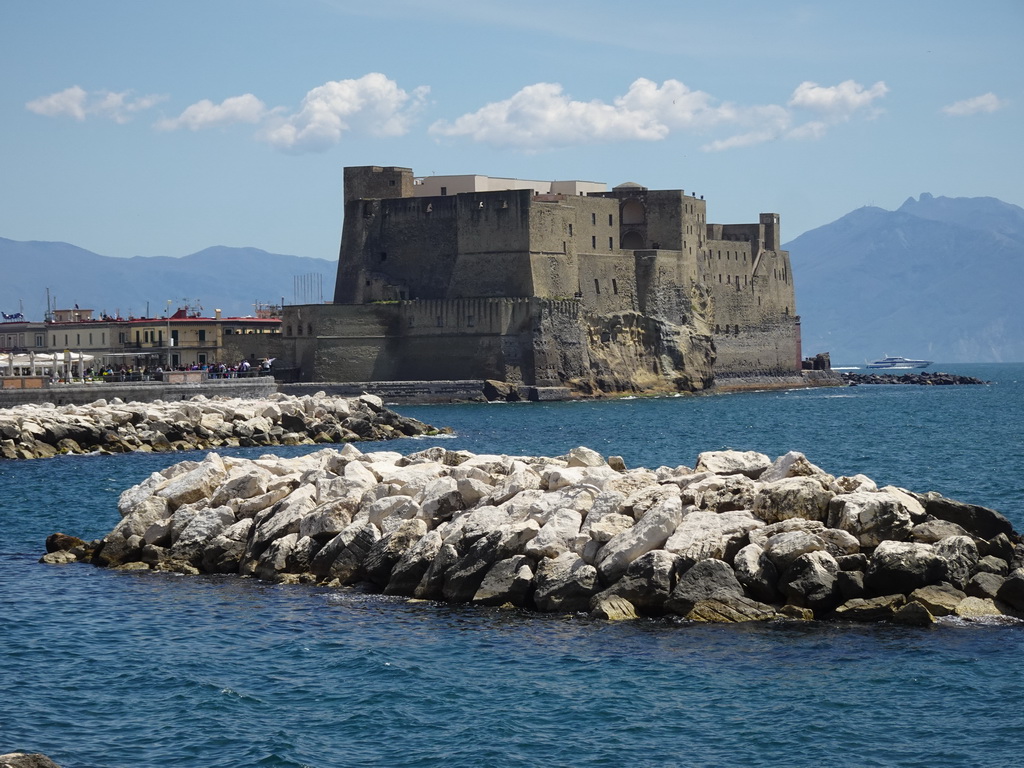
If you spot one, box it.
[2,0,1021,261]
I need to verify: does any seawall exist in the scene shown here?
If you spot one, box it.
[0,371,841,409]
[0,377,277,408]
[278,380,488,404]
[711,370,843,393]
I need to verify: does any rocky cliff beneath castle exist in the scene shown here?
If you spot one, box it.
[572,311,715,394]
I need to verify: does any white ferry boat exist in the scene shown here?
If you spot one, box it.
[866,356,932,369]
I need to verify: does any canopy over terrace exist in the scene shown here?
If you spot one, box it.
[3,351,94,377]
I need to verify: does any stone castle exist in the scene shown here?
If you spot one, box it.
[282,165,800,394]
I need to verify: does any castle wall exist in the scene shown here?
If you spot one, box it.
[576,252,638,314]
[283,299,541,384]
[335,196,461,303]
[702,229,799,374]
[450,190,534,298]
[712,319,802,376]
[634,250,700,322]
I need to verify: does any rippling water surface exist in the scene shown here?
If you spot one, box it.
[3,363,1023,767]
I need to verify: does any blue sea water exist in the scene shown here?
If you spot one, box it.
[3,363,1023,768]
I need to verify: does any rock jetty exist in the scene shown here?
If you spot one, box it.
[44,445,1024,625]
[1,393,445,459]
[0,755,62,768]
[841,371,989,386]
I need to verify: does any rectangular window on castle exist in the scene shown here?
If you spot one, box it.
[592,213,596,225]
[568,224,573,237]
[612,279,619,295]
[608,237,613,249]
[592,236,596,249]
[594,279,601,295]
[608,214,613,226]
[440,187,447,196]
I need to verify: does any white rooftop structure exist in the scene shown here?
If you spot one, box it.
[412,174,607,198]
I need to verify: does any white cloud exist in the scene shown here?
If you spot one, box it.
[27,74,427,153]
[942,92,1005,116]
[429,78,747,150]
[26,86,165,123]
[701,79,887,153]
[788,79,888,120]
[701,105,793,153]
[261,73,429,152]
[155,94,267,131]
[429,81,670,150]
[433,77,887,152]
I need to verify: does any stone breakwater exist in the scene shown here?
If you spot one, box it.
[1,393,444,460]
[841,371,989,386]
[44,445,1024,625]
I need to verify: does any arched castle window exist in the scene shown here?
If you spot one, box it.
[621,231,645,250]
[621,199,645,225]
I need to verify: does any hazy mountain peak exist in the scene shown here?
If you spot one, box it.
[786,194,1023,364]
[0,238,337,320]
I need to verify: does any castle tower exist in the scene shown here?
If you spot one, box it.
[760,213,780,251]
[343,166,414,204]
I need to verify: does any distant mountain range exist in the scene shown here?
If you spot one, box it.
[785,193,1024,364]
[3,192,1020,364]
[0,241,336,320]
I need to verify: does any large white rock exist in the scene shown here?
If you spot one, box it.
[664,509,763,567]
[586,513,635,544]
[456,477,491,508]
[752,476,833,524]
[418,476,464,522]
[566,446,606,468]
[763,530,826,571]
[832,474,878,494]
[828,491,914,547]
[747,518,826,549]
[596,493,685,583]
[758,451,833,484]
[361,495,418,529]
[118,472,170,517]
[117,495,171,538]
[249,485,318,552]
[156,453,227,511]
[491,462,543,504]
[695,450,772,479]
[210,467,271,507]
[524,508,583,559]
[533,552,599,612]
[171,505,236,562]
[685,473,757,513]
